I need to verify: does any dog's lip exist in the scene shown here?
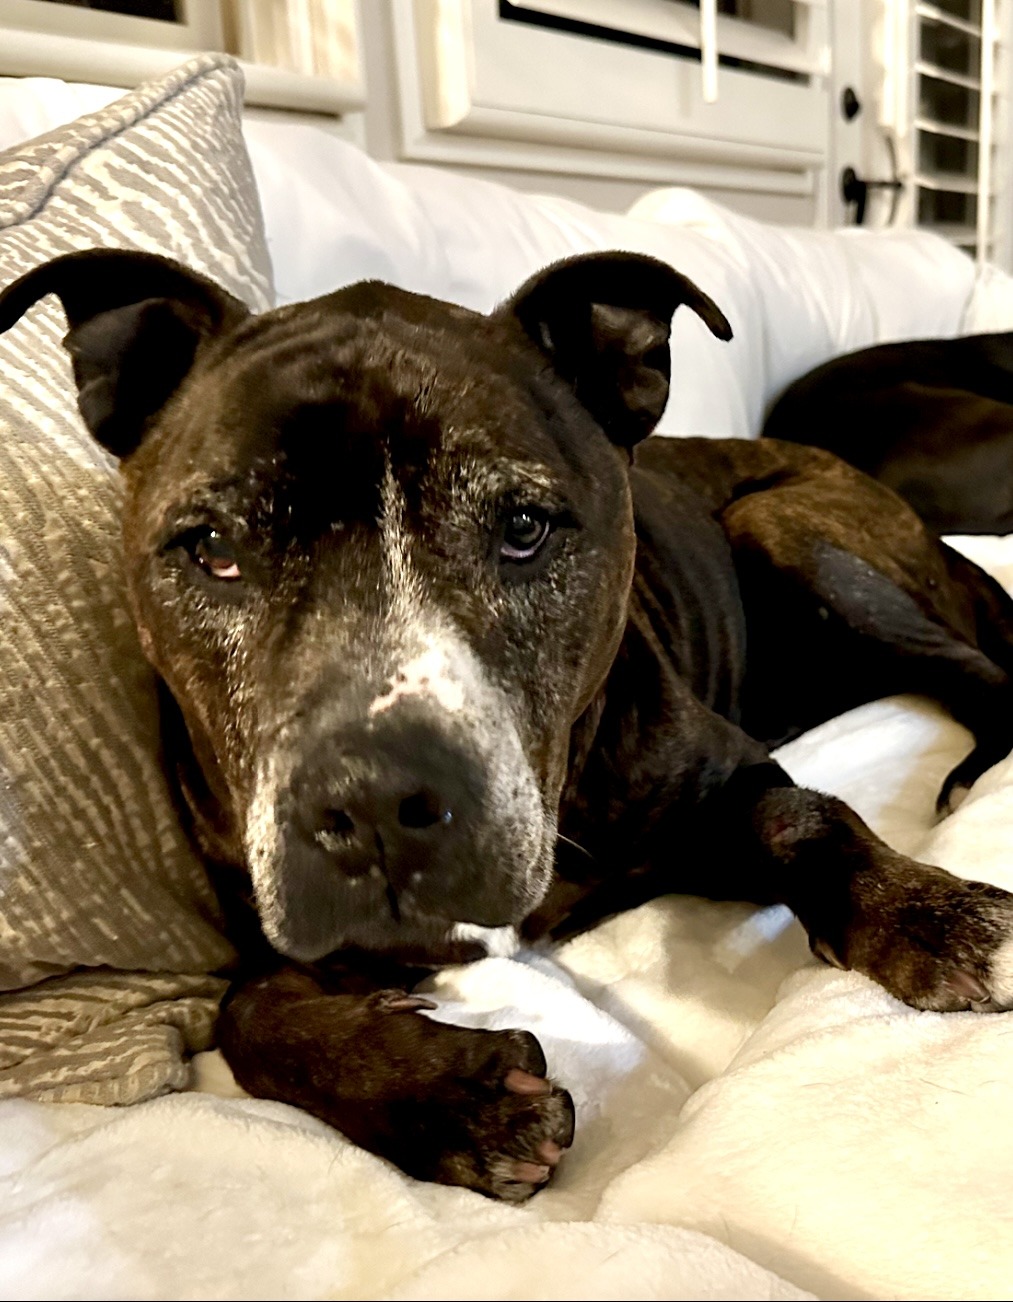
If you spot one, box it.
[388,890,525,933]
[275,911,518,970]
[264,869,527,959]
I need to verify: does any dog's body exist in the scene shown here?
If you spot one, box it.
[763,331,1013,535]
[4,250,1013,1203]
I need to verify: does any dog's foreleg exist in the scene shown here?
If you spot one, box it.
[729,776,1013,1012]
[216,965,574,1201]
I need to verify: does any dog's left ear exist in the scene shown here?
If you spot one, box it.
[0,248,250,457]
[497,252,731,449]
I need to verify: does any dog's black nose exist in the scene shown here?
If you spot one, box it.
[313,783,454,870]
[294,719,483,891]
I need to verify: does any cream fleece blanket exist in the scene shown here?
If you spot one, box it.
[1,534,1011,1301]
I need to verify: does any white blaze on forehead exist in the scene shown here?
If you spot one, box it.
[380,456,421,606]
[369,641,465,717]
[373,455,468,718]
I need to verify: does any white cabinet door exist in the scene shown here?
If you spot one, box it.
[393,0,839,211]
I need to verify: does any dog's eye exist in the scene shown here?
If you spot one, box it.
[192,530,242,581]
[500,508,551,563]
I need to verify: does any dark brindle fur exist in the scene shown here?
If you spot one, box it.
[3,249,1013,1203]
[763,331,1013,535]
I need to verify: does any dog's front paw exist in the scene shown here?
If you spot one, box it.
[814,861,1013,1012]
[387,1025,575,1202]
[219,972,574,1200]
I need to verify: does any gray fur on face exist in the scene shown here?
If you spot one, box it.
[241,460,556,958]
[111,275,634,964]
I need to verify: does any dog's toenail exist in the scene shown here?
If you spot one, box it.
[375,991,438,1013]
[505,1068,550,1094]
[512,1161,550,1183]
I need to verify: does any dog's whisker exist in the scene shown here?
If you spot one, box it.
[556,832,594,862]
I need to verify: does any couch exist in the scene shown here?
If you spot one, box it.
[2,61,1013,1301]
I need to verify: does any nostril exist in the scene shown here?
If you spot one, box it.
[398,791,451,831]
[318,808,355,840]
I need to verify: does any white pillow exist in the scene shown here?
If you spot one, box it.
[630,186,979,416]
[243,120,767,440]
[243,119,981,438]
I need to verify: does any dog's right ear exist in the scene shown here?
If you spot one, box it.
[497,252,731,451]
[0,249,249,458]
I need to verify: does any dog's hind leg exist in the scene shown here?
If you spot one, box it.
[938,539,1013,677]
[721,457,1013,815]
[927,541,1013,809]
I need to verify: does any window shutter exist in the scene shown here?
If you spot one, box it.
[886,0,1006,263]
[506,1,831,89]
[227,0,360,80]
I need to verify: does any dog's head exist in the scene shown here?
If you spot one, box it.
[0,249,730,962]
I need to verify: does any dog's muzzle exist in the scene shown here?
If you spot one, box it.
[293,713,486,893]
[243,665,552,962]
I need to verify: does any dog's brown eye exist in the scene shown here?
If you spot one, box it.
[193,530,241,581]
[501,509,550,562]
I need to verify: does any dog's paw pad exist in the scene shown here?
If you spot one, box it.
[511,1160,551,1184]
[481,1085,576,1203]
[942,968,990,1005]
[381,1022,573,1201]
[538,1139,563,1164]
[504,1067,551,1095]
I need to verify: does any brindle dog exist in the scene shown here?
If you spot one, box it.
[3,249,1013,1203]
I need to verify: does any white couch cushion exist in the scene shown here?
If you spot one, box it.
[242,118,985,438]
[631,186,983,415]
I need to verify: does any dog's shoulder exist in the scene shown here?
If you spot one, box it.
[626,438,746,716]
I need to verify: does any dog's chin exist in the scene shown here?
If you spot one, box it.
[250,836,556,968]
[277,917,523,969]
[268,900,522,967]
[264,900,523,968]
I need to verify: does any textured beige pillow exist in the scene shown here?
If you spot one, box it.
[0,54,273,1103]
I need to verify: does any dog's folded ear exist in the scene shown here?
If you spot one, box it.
[0,249,249,458]
[497,252,731,449]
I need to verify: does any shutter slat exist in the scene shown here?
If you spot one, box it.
[915,169,981,194]
[500,0,828,75]
[915,3,984,39]
[914,115,981,142]
[916,59,982,90]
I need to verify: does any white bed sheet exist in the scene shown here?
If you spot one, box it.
[0,536,1010,1301]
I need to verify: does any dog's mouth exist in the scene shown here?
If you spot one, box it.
[249,824,555,965]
